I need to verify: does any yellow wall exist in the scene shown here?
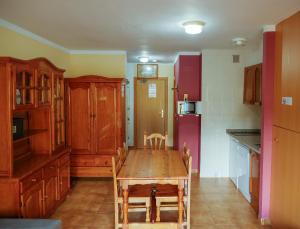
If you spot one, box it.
[0,27,70,69]
[67,54,126,77]
[0,26,125,77]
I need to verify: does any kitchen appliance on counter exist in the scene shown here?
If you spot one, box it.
[177,101,202,115]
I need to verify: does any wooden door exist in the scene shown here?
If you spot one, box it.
[135,78,168,148]
[270,126,300,228]
[44,176,58,216]
[59,161,70,199]
[67,82,93,154]
[274,12,300,132]
[21,182,44,218]
[94,83,121,155]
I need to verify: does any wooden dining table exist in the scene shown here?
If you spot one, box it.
[117,149,188,229]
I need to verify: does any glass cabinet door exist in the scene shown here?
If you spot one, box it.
[15,68,35,108]
[37,73,51,106]
[53,74,65,150]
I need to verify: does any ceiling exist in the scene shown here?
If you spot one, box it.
[0,0,299,63]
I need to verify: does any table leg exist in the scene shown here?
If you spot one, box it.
[178,183,184,227]
[122,182,129,229]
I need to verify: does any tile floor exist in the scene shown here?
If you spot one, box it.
[52,175,272,229]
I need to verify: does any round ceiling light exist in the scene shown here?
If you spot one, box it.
[138,57,149,63]
[182,21,205,35]
[232,37,247,46]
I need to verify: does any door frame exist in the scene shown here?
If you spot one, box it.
[134,77,168,148]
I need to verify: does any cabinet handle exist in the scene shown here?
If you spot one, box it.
[50,166,56,169]
[31,178,37,182]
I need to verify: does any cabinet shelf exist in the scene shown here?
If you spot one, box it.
[13,129,48,143]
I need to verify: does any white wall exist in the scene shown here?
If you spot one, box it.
[200,49,261,177]
[126,63,174,146]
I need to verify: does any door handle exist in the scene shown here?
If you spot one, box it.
[161,109,164,118]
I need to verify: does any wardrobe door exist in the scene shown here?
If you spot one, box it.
[94,83,121,155]
[67,82,93,154]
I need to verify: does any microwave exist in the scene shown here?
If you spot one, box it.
[177,101,202,115]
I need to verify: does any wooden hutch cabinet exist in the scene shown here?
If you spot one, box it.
[0,57,70,218]
[65,75,125,177]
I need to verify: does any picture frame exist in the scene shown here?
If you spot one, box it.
[137,64,158,78]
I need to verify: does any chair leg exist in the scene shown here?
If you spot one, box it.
[146,200,150,222]
[156,200,161,222]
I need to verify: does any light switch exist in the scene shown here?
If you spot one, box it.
[282,97,293,106]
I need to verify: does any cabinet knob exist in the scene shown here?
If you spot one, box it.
[274,138,279,142]
[31,178,37,182]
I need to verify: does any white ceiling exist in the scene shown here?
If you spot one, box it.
[0,0,299,63]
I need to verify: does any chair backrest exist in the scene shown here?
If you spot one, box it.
[144,132,168,150]
[117,142,127,164]
[112,155,123,202]
[182,147,192,199]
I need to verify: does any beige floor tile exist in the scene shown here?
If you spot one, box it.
[52,175,271,229]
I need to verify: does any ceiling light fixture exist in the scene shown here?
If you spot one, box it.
[232,37,247,46]
[152,59,157,63]
[138,57,149,63]
[182,21,205,35]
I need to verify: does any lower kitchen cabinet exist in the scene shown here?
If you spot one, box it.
[250,151,260,215]
[21,182,44,218]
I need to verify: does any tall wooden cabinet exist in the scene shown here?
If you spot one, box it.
[0,57,70,218]
[271,11,300,228]
[65,76,125,177]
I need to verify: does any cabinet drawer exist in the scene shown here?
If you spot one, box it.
[71,155,112,167]
[43,160,58,179]
[59,153,70,167]
[20,170,43,193]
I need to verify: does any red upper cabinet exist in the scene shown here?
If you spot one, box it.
[175,55,201,101]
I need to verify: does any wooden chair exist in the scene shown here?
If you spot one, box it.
[112,154,152,228]
[144,132,168,150]
[155,148,192,229]
[117,143,128,164]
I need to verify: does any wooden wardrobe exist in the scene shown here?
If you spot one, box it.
[65,75,125,177]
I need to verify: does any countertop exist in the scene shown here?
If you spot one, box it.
[226,129,261,153]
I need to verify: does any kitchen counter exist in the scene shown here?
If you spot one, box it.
[226,129,261,153]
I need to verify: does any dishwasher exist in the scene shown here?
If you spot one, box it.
[237,144,251,202]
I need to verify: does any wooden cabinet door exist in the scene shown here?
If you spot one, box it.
[21,182,44,218]
[270,126,300,228]
[67,82,93,154]
[44,175,58,216]
[249,151,260,215]
[13,63,35,109]
[52,73,65,152]
[94,83,121,155]
[274,13,300,132]
[36,71,51,107]
[59,162,70,199]
[243,67,256,104]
